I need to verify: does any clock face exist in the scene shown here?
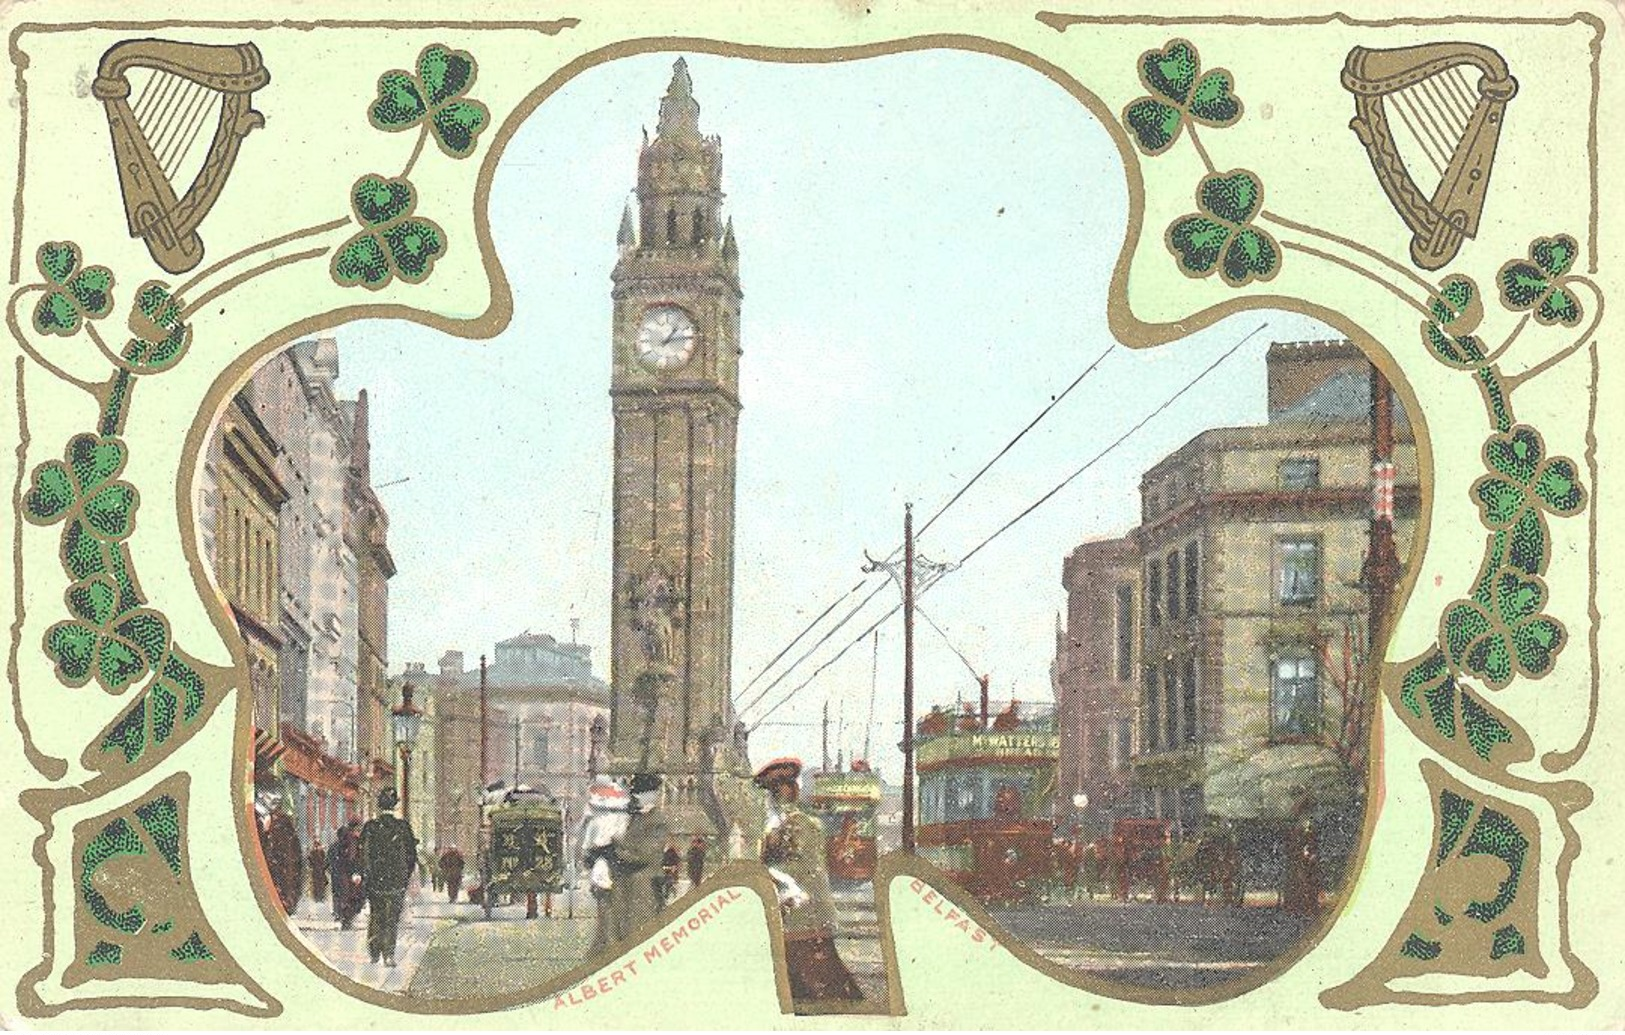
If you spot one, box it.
[635,305,697,371]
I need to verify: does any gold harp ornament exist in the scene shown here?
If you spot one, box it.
[92,39,270,275]
[1342,42,1516,271]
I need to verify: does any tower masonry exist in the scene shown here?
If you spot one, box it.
[606,59,757,841]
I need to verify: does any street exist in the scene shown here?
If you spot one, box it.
[288,886,457,995]
[986,899,1321,990]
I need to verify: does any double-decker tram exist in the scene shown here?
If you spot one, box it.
[915,698,1058,905]
[806,761,883,882]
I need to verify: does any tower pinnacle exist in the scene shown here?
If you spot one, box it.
[656,57,702,140]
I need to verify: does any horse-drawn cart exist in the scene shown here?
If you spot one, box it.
[476,793,565,919]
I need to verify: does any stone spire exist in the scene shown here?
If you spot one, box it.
[656,57,701,140]
[349,388,370,482]
[618,201,637,249]
[721,217,737,265]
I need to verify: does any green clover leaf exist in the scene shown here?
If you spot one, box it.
[1440,569,1565,690]
[118,281,192,374]
[43,613,158,693]
[1164,169,1279,287]
[31,241,115,337]
[1498,234,1584,327]
[1121,39,1244,156]
[1419,275,1489,369]
[368,44,490,159]
[24,434,140,541]
[330,175,448,291]
[1470,425,1587,532]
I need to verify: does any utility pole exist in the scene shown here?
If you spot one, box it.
[479,654,489,788]
[512,716,521,788]
[902,503,915,854]
[863,504,956,857]
[1366,363,1402,651]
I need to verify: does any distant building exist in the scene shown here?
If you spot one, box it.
[425,632,611,856]
[1053,340,1419,845]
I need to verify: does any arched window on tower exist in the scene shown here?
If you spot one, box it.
[666,207,677,244]
[692,208,706,244]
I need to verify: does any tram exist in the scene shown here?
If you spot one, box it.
[475,787,565,918]
[806,762,883,882]
[915,699,1059,904]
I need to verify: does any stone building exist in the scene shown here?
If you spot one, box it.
[426,634,611,856]
[1050,534,1139,837]
[200,336,391,848]
[1052,340,1419,844]
[345,390,397,798]
[199,387,287,785]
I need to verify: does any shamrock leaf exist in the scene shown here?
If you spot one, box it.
[1441,569,1565,690]
[330,175,448,291]
[119,281,192,374]
[44,577,164,694]
[1498,234,1584,327]
[1470,425,1587,533]
[1164,169,1279,287]
[31,241,115,337]
[1420,274,1488,369]
[368,44,490,159]
[1121,39,1243,156]
[23,434,140,541]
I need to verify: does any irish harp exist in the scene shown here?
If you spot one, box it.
[1343,42,1516,270]
[92,39,269,275]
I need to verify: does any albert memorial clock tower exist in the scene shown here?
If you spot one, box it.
[607,59,754,839]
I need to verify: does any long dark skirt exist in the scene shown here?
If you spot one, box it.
[783,932,864,1005]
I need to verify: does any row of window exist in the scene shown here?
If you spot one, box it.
[1142,657,1200,752]
[218,496,276,620]
[1146,540,1201,627]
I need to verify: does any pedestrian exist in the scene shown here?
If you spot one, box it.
[308,842,328,903]
[579,775,631,959]
[256,794,304,914]
[360,788,419,967]
[439,846,465,903]
[755,757,864,1005]
[602,772,669,956]
[661,844,682,902]
[686,834,707,891]
[329,820,365,930]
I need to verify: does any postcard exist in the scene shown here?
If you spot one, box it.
[1,0,1620,1028]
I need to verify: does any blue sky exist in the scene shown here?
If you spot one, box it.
[329,49,1335,779]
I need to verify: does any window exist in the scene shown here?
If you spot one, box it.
[1115,585,1134,681]
[1165,549,1180,619]
[1163,664,1179,748]
[1147,560,1162,627]
[666,206,678,244]
[1143,664,1160,751]
[1279,457,1321,491]
[692,208,706,243]
[1271,655,1320,736]
[1184,542,1199,615]
[1117,719,1133,770]
[1277,536,1321,605]
[1181,657,1199,745]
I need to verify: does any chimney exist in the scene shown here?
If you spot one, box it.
[438,650,464,678]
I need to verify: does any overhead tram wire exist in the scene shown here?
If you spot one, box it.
[954,322,1269,568]
[734,342,1117,719]
[744,320,1271,729]
[915,604,981,682]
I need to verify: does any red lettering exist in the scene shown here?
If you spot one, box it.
[611,969,627,987]
[554,996,568,1010]
[599,976,613,995]
[946,909,961,923]
[971,928,986,943]
[726,888,742,901]
[623,959,639,978]
[687,917,701,932]
[673,923,691,942]
[582,984,596,1001]
[699,906,714,922]
[923,890,938,905]
[643,945,661,964]
[660,936,675,954]
[910,878,924,893]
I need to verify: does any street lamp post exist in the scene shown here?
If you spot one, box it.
[391,684,423,820]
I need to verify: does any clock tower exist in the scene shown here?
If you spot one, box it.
[607,59,753,838]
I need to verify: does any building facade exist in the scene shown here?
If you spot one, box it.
[200,336,389,849]
[426,634,611,857]
[1053,340,1419,847]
